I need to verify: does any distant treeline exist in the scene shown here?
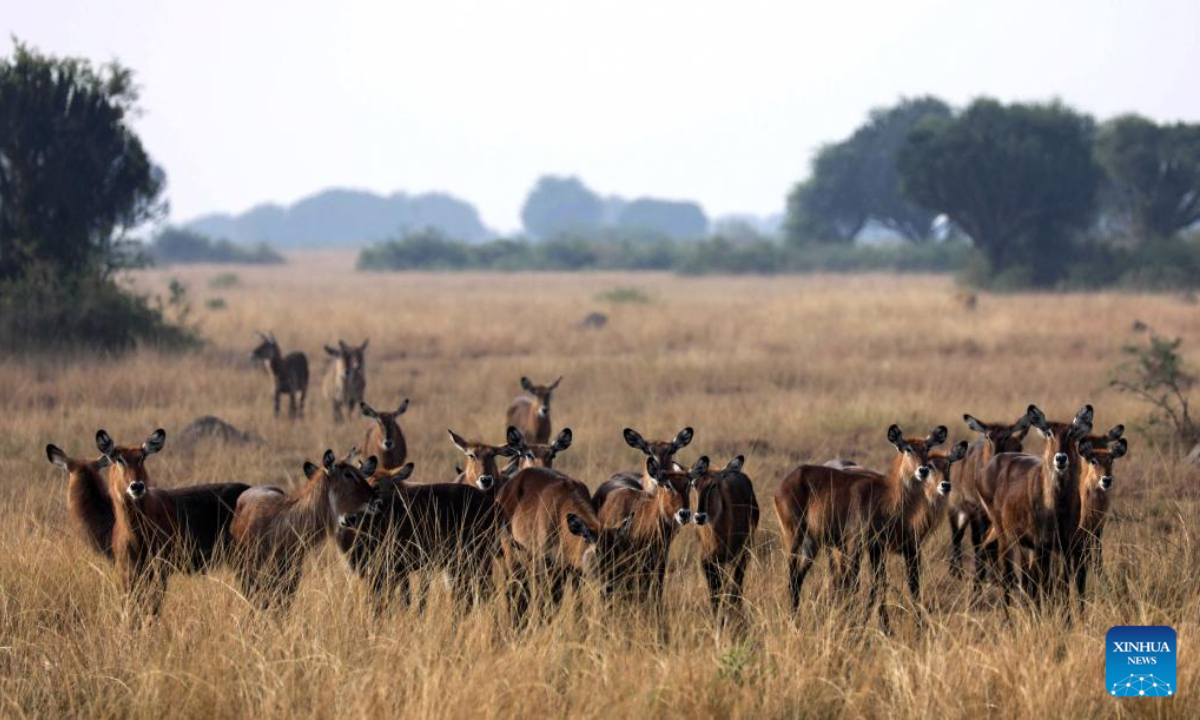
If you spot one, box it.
[148,227,284,266]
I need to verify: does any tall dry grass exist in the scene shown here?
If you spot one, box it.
[1,253,1197,718]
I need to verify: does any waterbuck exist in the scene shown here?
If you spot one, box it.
[96,429,249,616]
[361,398,410,471]
[323,339,368,423]
[230,450,378,609]
[45,444,113,559]
[506,376,562,444]
[692,455,760,621]
[593,426,694,509]
[503,426,573,477]
[448,430,520,492]
[251,331,309,418]
[1071,426,1127,582]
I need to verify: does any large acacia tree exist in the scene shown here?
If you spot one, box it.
[0,40,164,283]
[520,175,603,240]
[897,99,1102,285]
[1096,114,1200,241]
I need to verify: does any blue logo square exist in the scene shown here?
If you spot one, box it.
[1107,626,1176,697]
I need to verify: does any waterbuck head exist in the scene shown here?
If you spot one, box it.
[326,339,368,379]
[692,455,745,527]
[303,449,379,529]
[448,430,519,491]
[96,428,166,501]
[505,426,573,470]
[520,376,562,419]
[930,441,970,498]
[369,461,415,488]
[1079,437,1129,493]
[46,444,110,479]
[887,424,948,486]
[250,331,280,364]
[963,412,1031,454]
[1026,404,1093,475]
[646,455,708,526]
[361,399,409,455]
[623,426,694,474]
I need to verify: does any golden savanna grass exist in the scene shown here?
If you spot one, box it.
[1,252,1198,718]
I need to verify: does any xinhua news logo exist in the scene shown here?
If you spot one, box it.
[1106,626,1176,697]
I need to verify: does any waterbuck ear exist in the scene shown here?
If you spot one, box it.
[549,376,563,391]
[46,444,69,471]
[360,402,378,419]
[324,345,340,357]
[623,428,648,453]
[1012,413,1032,440]
[646,456,662,481]
[394,462,416,481]
[1107,424,1125,441]
[95,430,115,458]
[359,338,369,352]
[322,449,336,471]
[395,398,410,416]
[551,428,573,453]
[359,455,378,478]
[447,430,469,454]
[725,455,745,474]
[672,427,694,452]
[887,425,907,452]
[506,426,525,449]
[690,456,710,480]
[964,414,988,434]
[1110,438,1128,460]
[948,441,969,464]
[497,444,520,458]
[1025,405,1049,435]
[927,426,948,449]
[1078,441,1095,460]
[520,376,534,392]
[303,461,320,479]
[143,429,166,456]
[1075,404,1095,427]
[566,513,598,544]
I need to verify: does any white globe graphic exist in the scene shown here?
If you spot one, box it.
[1111,675,1173,697]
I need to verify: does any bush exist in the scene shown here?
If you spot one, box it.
[149,227,284,265]
[595,287,652,304]
[208,272,240,289]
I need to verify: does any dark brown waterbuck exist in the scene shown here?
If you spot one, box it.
[361,398,410,471]
[692,455,760,620]
[982,404,1093,613]
[593,455,706,608]
[776,425,962,629]
[46,444,113,559]
[1075,432,1128,580]
[503,426,573,476]
[251,331,309,418]
[448,430,520,492]
[496,467,632,626]
[96,429,249,616]
[230,450,378,609]
[592,426,694,509]
[506,376,562,444]
[323,338,368,423]
[336,461,501,611]
[947,412,1030,583]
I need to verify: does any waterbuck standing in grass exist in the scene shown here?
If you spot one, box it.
[592,426,694,509]
[251,331,309,418]
[323,339,368,423]
[45,444,113,559]
[691,455,760,623]
[360,398,409,471]
[506,376,561,444]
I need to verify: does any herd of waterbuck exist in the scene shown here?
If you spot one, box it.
[42,333,1130,631]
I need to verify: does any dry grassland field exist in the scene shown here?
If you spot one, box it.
[1,251,1198,719]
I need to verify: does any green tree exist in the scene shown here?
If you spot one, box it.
[784,144,866,245]
[1096,114,1200,241]
[0,40,165,282]
[520,176,603,239]
[897,98,1102,286]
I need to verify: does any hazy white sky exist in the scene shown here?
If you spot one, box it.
[5,0,1199,232]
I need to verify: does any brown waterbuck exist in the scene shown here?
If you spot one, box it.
[96,429,249,616]
[360,398,410,471]
[323,339,368,423]
[503,426,573,476]
[496,467,633,626]
[593,455,706,608]
[46,444,113,559]
[1073,428,1128,584]
[230,450,378,609]
[592,426,694,509]
[982,404,1093,614]
[251,331,309,418]
[775,425,963,630]
[947,412,1031,583]
[506,376,562,444]
[448,430,520,492]
[691,455,760,621]
[336,462,502,612]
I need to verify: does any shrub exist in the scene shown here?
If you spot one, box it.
[1110,333,1197,446]
[208,272,240,289]
[595,287,651,304]
[149,227,284,265]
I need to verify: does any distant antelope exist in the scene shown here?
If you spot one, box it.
[96,429,249,616]
[336,462,501,611]
[982,404,1093,612]
[1073,427,1127,581]
[503,426,573,476]
[496,467,633,626]
[230,450,378,609]
[45,444,113,559]
[592,426,694,509]
[448,430,520,492]
[323,339,368,423]
[776,425,963,629]
[593,455,706,608]
[251,331,309,418]
[361,399,410,471]
[506,376,562,444]
[947,412,1031,583]
[692,455,760,620]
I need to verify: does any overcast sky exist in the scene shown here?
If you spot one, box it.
[5,0,1199,232]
